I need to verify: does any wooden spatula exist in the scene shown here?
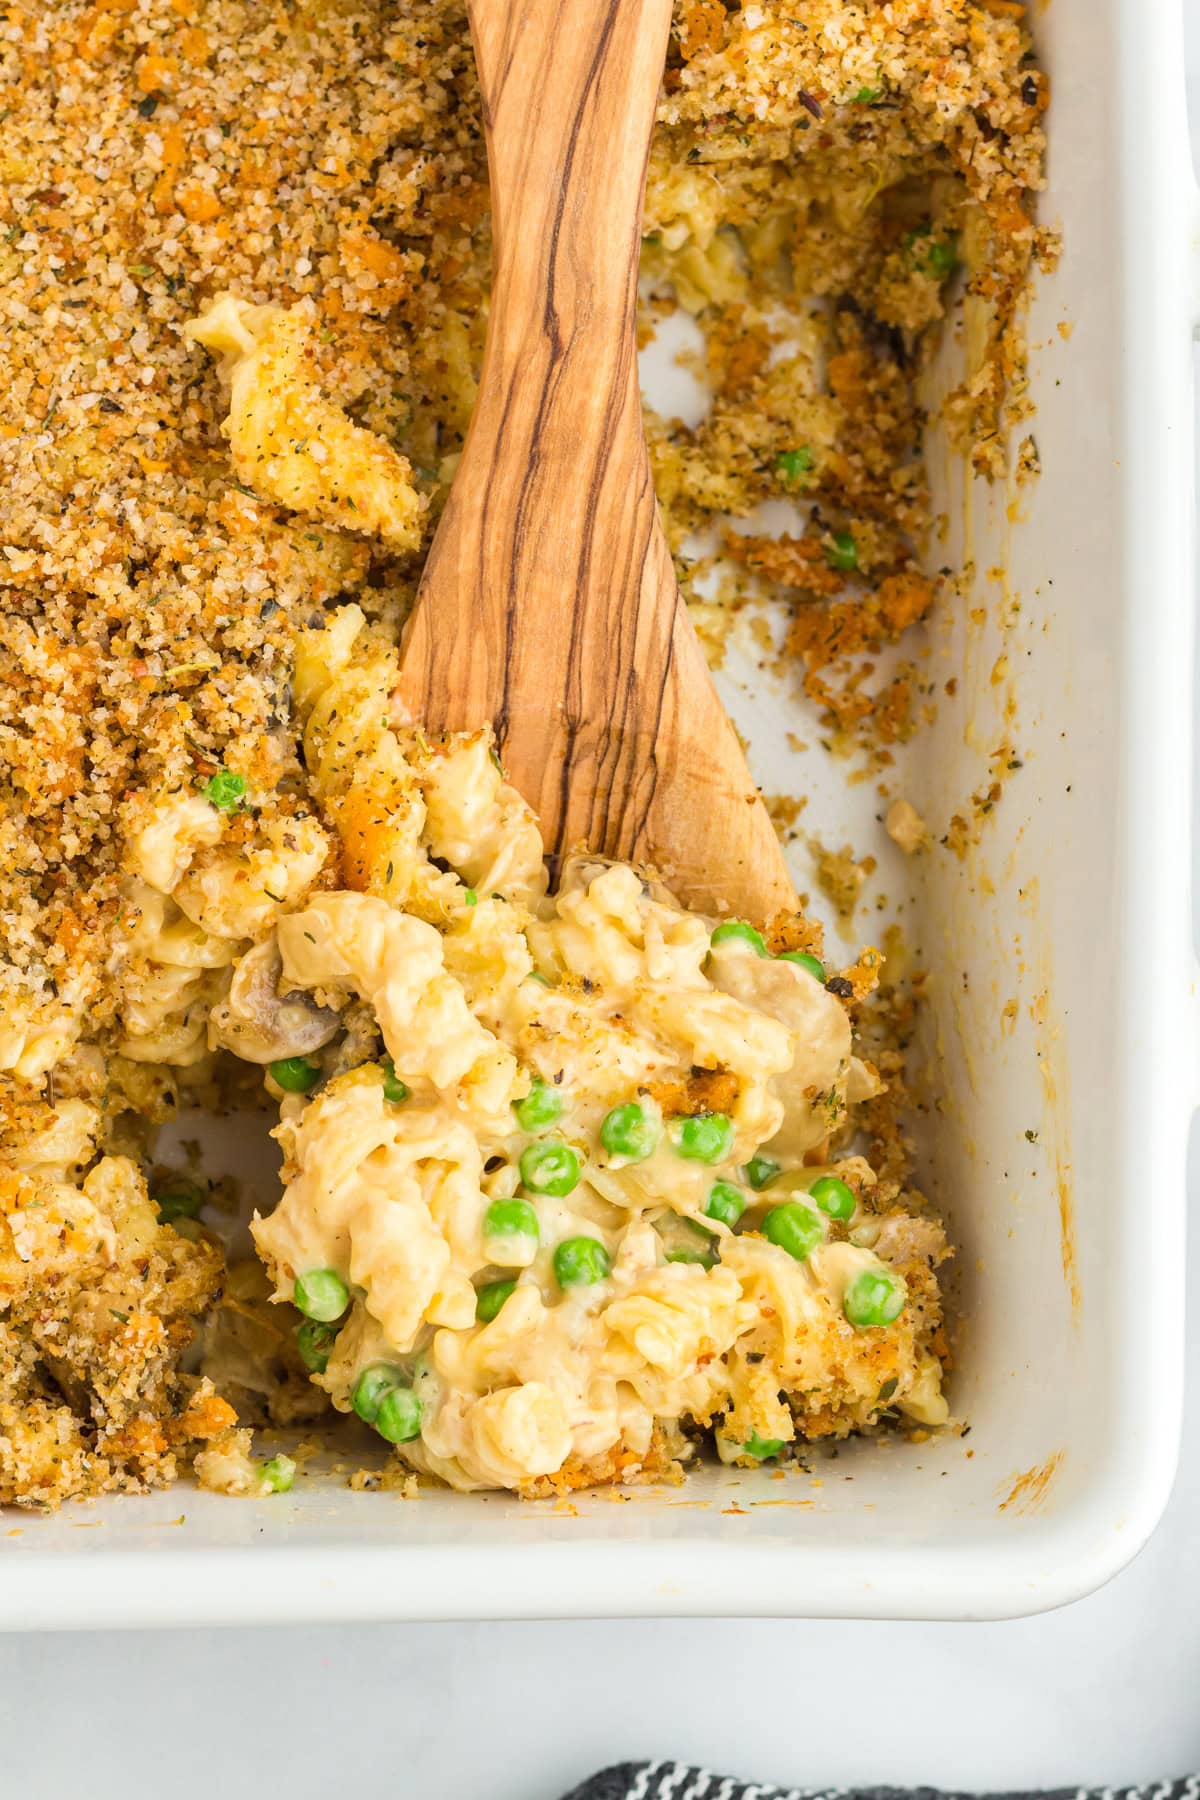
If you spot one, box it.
[396,0,796,922]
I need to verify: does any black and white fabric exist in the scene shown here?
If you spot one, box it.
[560,1769,1200,1800]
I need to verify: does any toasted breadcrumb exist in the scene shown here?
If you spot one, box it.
[810,838,877,925]
[348,1463,420,1496]
[885,798,930,855]
[521,1424,688,1498]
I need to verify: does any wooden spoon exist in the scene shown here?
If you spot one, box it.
[396,0,796,921]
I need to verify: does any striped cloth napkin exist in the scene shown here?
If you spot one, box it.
[561,1771,1198,1800]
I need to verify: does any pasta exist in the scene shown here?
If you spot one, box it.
[110,791,329,1067]
[184,296,427,553]
[219,602,949,1492]
[0,980,90,1085]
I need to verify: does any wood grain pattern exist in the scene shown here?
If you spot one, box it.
[396,0,796,920]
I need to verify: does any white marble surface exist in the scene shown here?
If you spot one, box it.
[2,18,1199,1800]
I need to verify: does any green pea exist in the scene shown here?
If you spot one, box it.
[710,920,766,955]
[519,1140,581,1197]
[483,1197,540,1264]
[476,1278,517,1323]
[154,1181,204,1224]
[202,767,246,812]
[672,1112,734,1165]
[909,234,958,278]
[270,1055,320,1093]
[809,1175,857,1221]
[851,85,882,103]
[825,531,858,572]
[375,1385,423,1444]
[295,1318,337,1374]
[705,1180,747,1227]
[775,447,814,484]
[513,1078,564,1132]
[742,1432,784,1460]
[260,1454,295,1494]
[351,1361,404,1426]
[762,1200,825,1262]
[599,1100,661,1163]
[553,1236,611,1289]
[485,1197,539,1238]
[743,1155,781,1191]
[666,1245,717,1268]
[462,888,478,906]
[844,1267,906,1329]
[777,950,825,982]
[293,1268,350,1323]
[380,1058,409,1104]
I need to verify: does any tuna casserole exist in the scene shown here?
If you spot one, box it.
[0,0,1047,1506]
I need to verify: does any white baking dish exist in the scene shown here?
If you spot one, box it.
[3,0,1197,1628]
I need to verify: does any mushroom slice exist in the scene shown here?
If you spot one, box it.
[209,938,340,1064]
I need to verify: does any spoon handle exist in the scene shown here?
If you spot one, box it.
[401,0,670,761]
[399,0,796,918]
[471,0,668,368]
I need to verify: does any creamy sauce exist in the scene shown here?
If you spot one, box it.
[213,618,951,1489]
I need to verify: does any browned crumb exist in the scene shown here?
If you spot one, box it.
[940,740,1023,858]
[764,909,826,962]
[885,798,929,855]
[521,1424,685,1497]
[644,1068,741,1120]
[1015,434,1041,485]
[838,945,886,1005]
[809,837,876,926]
[348,1463,420,1496]
[765,793,808,840]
